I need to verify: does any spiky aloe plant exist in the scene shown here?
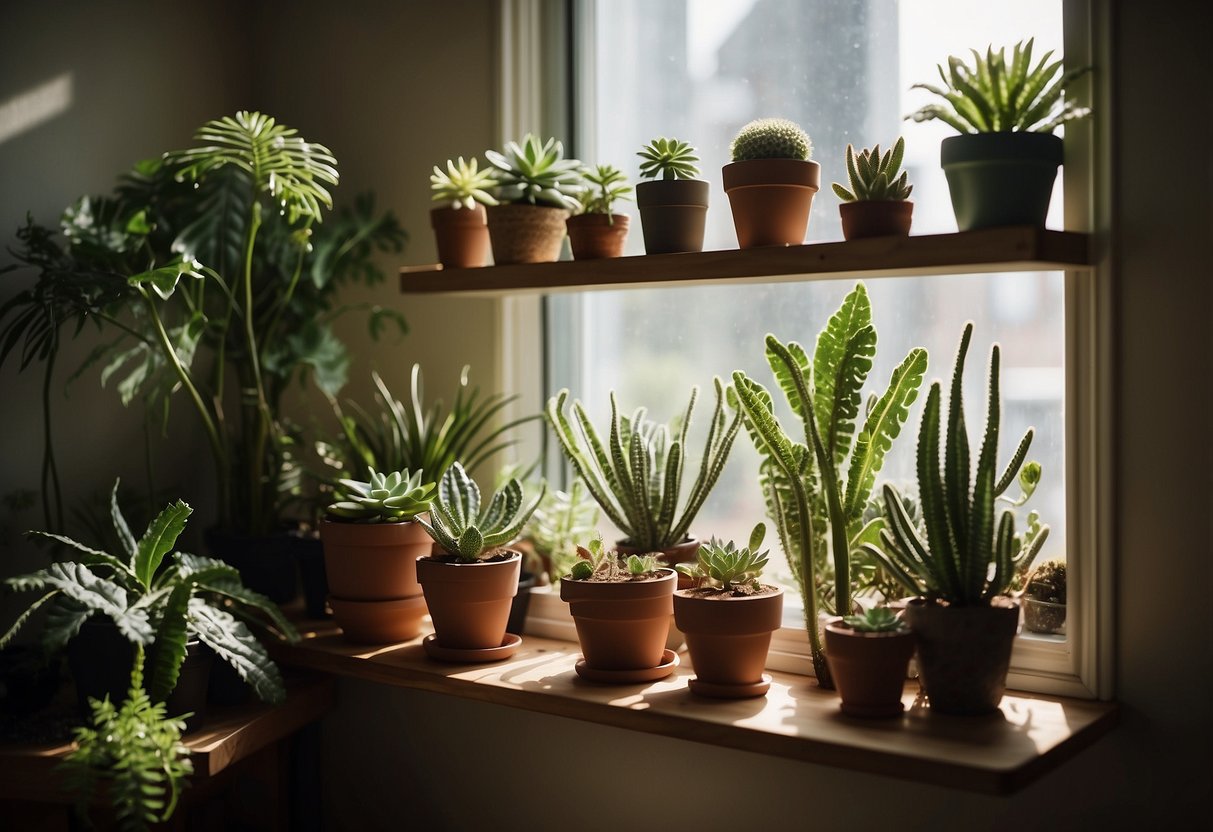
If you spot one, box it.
[421,463,545,563]
[679,524,770,592]
[637,137,701,180]
[831,138,913,202]
[430,156,499,210]
[729,117,812,161]
[546,379,742,553]
[485,134,583,209]
[577,164,634,219]
[327,468,435,523]
[907,39,1092,133]
[861,323,1050,605]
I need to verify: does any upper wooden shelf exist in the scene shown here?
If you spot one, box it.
[399,227,1092,296]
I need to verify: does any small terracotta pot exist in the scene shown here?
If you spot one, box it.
[635,179,709,254]
[824,618,916,718]
[561,568,676,670]
[566,213,630,259]
[839,200,914,240]
[674,587,784,688]
[905,597,1019,715]
[417,550,522,650]
[615,538,700,650]
[319,518,432,601]
[431,205,489,268]
[722,158,820,248]
[329,595,428,645]
[486,204,570,264]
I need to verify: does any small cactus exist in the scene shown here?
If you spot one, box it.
[831,137,913,202]
[421,462,544,562]
[729,118,812,162]
[328,469,435,522]
[1025,559,1066,604]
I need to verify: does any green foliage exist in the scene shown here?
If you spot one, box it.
[1025,559,1066,603]
[907,39,1092,134]
[729,117,812,161]
[1,481,298,704]
[626,553,658,576]
[546,380,742,552]
[430,156,499,210]
[421,463,544,562]
[326,468,435,523]
[523,478,601,584]
[831,138,913,202]
[679,524,770,592]
[637,137,701,181]
[577,164,634,217]
[567,535,659,581]
[861,323,1051,606]
[485,134,583,209]
[841,607,907,634]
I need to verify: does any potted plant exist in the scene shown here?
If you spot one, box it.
[560,537,678,682]
[824,607,915,718]
[484,134,583,264]
[674,525,784,698]
[566,163,634,259]
[831,137,915,240]
[635,137,709,254]
[862,323,1051,714]
[908,39,1092,229]
[429,155,498,268]
[319,469,436,644]
[1023,559,1066,634]
[417,463,544,661]
[521,478,600,587]
[722,117,820,248]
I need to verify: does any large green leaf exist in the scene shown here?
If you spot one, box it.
[812,284,872,455]
[823,325,876,469]
[147,582,192,704]
[7,563,152,645]
[135,501,193,588]
[765,337,813,426]
[187,599,285,704]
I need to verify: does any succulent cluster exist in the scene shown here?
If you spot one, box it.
[680,524,770,592]
[637,137,701,180]
[729,117,812,162]
[485,134,583,210]
[832,137,913,203]
[430,156,499,210]
[421,462,544,562]
[568,536,658,581]
[578,164,634,217]
[327,469,436,522]
[842,607,908,634]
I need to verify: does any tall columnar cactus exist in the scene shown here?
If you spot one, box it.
[831,137,914,202]
[862,323,1050,605]
[421,463,545,562]
[729,117,812,161]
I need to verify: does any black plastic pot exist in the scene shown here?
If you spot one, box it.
[940,132,1063,230]
[505,571,537,635]
[204,526,299,605]
[904,598,1019,715]
[635,179,709,254]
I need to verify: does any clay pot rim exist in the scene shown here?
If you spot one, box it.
[321,515,425,527]
[722,158,822,190]
[486,203,571,217]
[567,212,630,227]
[839,198,914,207]
[634,178,710,207]
[906,595,1020,611]
[420,548,522,566]
[563,565,677,586]
[824,615,912,639]
[674,585,784,601]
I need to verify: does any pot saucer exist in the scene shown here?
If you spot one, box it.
[422,633,522,663]
[574,649,679,684]
[688,674,772,699]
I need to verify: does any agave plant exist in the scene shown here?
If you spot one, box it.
[729,117,812,161]
[831,137,913,202]
[679,524,770,592]
[485,134,583,209]
[421,463,545,562]
[577,164,634,217]
[430,156,499,210]
[326,468,435,523]
[637,137,701,180]
[842,607,907,633]
[907,39,1092,133]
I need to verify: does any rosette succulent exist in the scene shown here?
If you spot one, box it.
[430,156,499,210]
[842,607,908,633]
[729,117,812,161]
[485,134,583,210]
[637,137,701,180]
[421,462,545,562]
[679,524,770,592]
[327,468,435,522]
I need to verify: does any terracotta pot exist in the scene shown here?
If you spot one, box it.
[417,550,522,650]
[905,597,1020,715]
[839,200,914,240]
[674,587,784,688]
[635,179,709,254]
[506,571,537,635]
[824,618,916,718]
[319,518,432,601]
[561,568,676,670]
[328,595,428,645]
[615,538,700,650]
[431,205,489,268]
[940,132,1063,229]
[486,204,570,264]
[722,158,820,248]
[566,213,630,259]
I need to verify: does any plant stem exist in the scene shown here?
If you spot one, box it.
[40,337,64,532]
[791,476,832,688]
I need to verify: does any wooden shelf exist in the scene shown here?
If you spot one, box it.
[399,227,1092,296]
[273,619,1116,795]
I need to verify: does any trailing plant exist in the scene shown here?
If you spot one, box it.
[568,536,659,582]
[637,137,701,180]
[907,38,1092,133]
[523,478,600,584]
[546,380,742,553]
[729,117,812,161]
[831,137,913,202]
[730,283,927,684]
[861,323,1050,606]
[430,156,499,210]
[678,524,770,593]
[577,164,634,219]
[485,134,583,210]
[420,463,544,563]
[0,481,298,704]
[326,469,435,523]
[841,607,907,634]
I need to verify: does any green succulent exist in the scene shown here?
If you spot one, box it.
[679,524,770,592]
[637,137,701,181]
[578,164,634,217]
[485,134,583,210]
[421,462,544,562]
[842,607,908,634]
[524,478,601,584]
[729,117,812,162]
[568,536,659,582]
[832,137,913,202]
[625,553,658,577]
[327,468,436,523]
[430,156,499,210]
[907,39,1092,134]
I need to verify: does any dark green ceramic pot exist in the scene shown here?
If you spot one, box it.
[941,132,1063,230]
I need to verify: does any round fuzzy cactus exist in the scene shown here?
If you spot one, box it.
[730,118,812,162]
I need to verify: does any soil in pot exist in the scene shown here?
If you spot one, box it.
[204,527,298,605]
[674,585,783,697]
[431,205,490,268]
[319,517,433,602]
[561,568,676,671]
[940,132,1063,229]
[722,159,820,247]
[839,200,914,240]
[824,618,916,718]
[417,550,522,650]
[486,204,570,264]
[506,571,538,635]
[905,597,1019,715]
[567,213,630,259]
[329,595,428,645]
[635,180,709,254]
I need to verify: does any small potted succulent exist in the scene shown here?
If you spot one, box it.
[566,163,634,259]
[484,134,583,264]
[635,136,709,254]
[560,536,678,682]
[831,137,915,240]
[674,525,784,699]
[417,463,544,661]
[1023,559,1066,634]
[429,155,498,268]
[824,608,915,718]
[722,117,820,247]
[908,39,1092,229]
[319,468,437,644]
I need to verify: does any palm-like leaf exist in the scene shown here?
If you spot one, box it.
[187,599,285,704]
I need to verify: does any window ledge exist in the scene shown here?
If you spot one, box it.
[273,617,1117,795]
